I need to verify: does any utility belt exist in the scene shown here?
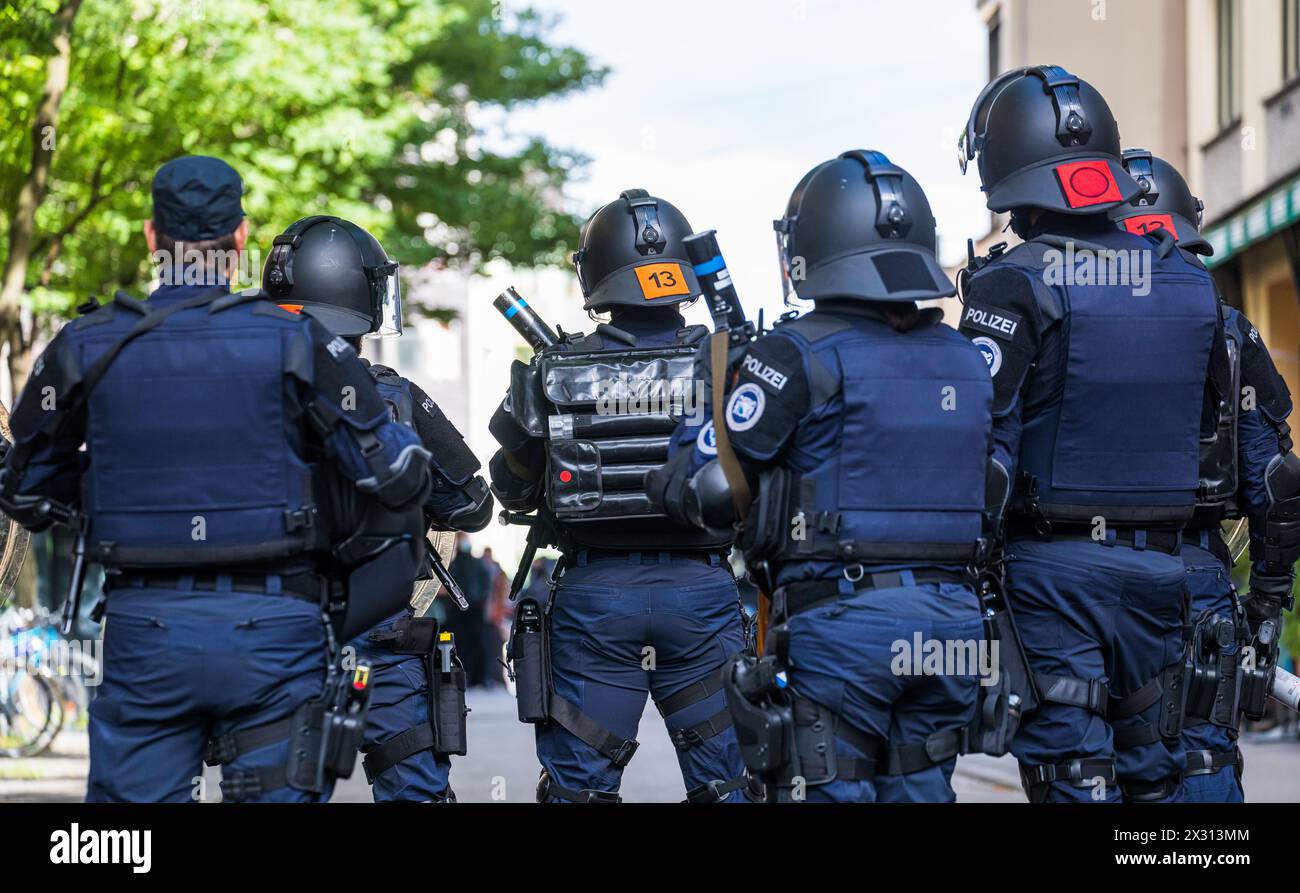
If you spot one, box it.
[361,614,468,782]
[206,659,372,802]
[106,569,327,604]
[559,548,727,570]
[1180,525,1234,568]
[1005,518,1183,555]
[772,568,968,622]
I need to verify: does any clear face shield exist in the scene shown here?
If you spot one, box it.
[773,218,810,309]
[957,129,973,176]
[366,260,403,338]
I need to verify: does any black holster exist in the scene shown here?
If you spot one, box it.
[721,653,792,776]
[1184,609,1246,728]
[287,685,371,793]
[967,574,1039,756]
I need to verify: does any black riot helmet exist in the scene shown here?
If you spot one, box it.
[773,150,955,304]
[1111,149,1211,255]
[263,215,402,338]
[573,189,701,311]
[958,65,1140,215]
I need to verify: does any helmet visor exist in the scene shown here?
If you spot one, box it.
[773,222,810,309]
[367,261,403,338]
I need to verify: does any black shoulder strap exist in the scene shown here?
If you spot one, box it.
[780,313,853,344]
[676,324,709,345]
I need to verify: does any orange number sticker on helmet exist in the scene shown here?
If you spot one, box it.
[635,263,691,300]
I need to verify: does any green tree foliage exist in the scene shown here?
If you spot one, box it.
[0,0,604,385]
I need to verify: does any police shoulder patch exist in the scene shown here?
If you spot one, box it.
[961,302,1023,341]
[970,336,1003,377]
[696,420,718,456]
[726,382,766,432]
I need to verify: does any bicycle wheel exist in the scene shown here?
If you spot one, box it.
[0,669,61,758]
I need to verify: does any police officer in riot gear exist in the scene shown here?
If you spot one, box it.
[0,157,432,803]
[265,214,494,801]
[489,190,751,803]
[957,67,1224,802]
[651,151,993,803]
[1112,151,1300,802]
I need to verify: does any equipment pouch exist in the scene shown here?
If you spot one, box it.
[429,633,469,756]
[508,595,551,723]
[336,532,422,641]
[738,467,792,564]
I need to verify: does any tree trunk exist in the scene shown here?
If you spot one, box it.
[1,0,82,612]
[1,0,83,397]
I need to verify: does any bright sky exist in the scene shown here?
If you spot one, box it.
[495,0,993,323]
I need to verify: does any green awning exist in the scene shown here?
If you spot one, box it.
[1204,173,1300,267]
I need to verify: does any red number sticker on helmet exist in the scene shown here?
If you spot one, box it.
[1054,159,1124,208]
[1121,213,1179,240]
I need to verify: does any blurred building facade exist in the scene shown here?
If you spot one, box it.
[365,263,590,570]
[968,0,1300,392]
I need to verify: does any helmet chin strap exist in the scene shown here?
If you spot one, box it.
[1008,209,1038,240]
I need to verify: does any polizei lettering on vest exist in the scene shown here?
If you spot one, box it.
[962,305,1019,338]
[742,354,788,391]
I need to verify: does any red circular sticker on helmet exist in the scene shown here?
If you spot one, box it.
[558,470,573,483]
[1054,159,1124,208]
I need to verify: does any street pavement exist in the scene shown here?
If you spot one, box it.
[4,687,1299,803]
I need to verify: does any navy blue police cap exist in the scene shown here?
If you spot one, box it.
[151,155,245,240]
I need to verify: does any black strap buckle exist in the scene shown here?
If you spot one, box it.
[283,507,316,533]
[671,727,704,750]
[610,739,639,768]
[685,778,737,804]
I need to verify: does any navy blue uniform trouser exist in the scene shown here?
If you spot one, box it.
[782,578,984,803]
[536,552,749,801]
[87,585,331,803]
[1179,537,1245,803]
[349,610,453,801]
[1004,538,1187,802]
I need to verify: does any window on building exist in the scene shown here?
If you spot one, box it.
[1217,0,1241,129]
[1286,0,1300,82]
[987,15,1001,79]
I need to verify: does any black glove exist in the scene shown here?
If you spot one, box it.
[1243,563,1295,636]
[645,448,694,526]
